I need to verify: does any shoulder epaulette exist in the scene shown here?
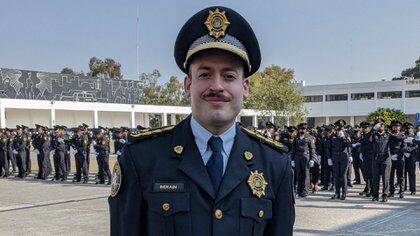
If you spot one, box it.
[240,126,287,153]
[128,125,175,143]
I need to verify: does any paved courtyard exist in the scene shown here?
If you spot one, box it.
[0,156,419,235]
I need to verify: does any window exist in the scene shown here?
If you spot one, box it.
[377,91,402,99]
[325,94,348,101]
[351,92,374,100]
[405,90,420,98]
[305,95,323,102]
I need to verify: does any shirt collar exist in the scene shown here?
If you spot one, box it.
[190,116,236,156]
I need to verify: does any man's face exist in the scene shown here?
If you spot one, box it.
[184,50,249,129]
[362,126,371,134]
[298,128,306,135]
[377,124,385,133]
[17,129,22,135]
[267,127,276,134]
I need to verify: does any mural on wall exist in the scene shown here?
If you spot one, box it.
[0,68,144,104]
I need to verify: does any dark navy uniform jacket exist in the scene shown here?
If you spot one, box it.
[109,117,295,236]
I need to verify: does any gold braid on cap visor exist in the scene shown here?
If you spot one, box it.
[183,34,251,72]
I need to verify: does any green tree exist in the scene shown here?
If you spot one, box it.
[88,57,123,79]
[393,57,420,80]
[367,108,406,125]
[138,71,188,106]
[60,67,76,75]
[160,76,190,106]
[138,70,162,104]
[245,65,306,126]
[401,57,420,79]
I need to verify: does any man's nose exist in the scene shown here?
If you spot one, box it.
[209,74,224,92]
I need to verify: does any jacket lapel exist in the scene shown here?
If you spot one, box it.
[171,116,216,199]
[215,125,254,203]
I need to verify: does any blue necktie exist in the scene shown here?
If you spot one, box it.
[206,136,223,192]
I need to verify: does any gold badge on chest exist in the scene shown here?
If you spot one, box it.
[173,145,184,155]
[244,151,253,161]
[247,170,268,198]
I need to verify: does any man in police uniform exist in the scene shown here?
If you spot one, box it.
[13,125,28,178]
[109,6,295,236]
[371,119,392,202]
[388,120,405,198]
[359,121,374,197]
[329,120,351,200]
[71,126,89,183]
[291,123,316,198]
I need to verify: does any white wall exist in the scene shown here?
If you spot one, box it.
[5,108,50,128]
[98,111,131,128]
[55,110,94,128]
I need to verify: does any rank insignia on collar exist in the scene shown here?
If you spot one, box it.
[110,161,122,197]
[247,170,268,198]
[244,151,253,161]
[205,8,230,39]
[174,145,184,155]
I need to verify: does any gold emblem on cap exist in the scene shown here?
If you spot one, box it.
[110,161,122,197]
[174,145,184,154]
[205,8,230,39]
[247,170,268,198]
[244,151,253,161]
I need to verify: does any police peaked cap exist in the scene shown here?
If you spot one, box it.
[374,118,385,125]
[403,122,414,129]
[324,125,334,132]
[360,121,371,127]
[334,119,346,127]
[287,126,298,132]
[174,6,261,77]
[265,121,276,129]
[297,123,308,129]
[390,120,402,127]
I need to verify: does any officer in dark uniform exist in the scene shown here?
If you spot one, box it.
[350,129,364,185]
[5,128,16,175]
[280,126,297,192]
[93,130,111,184]
[359,121,374,197]
[321,125,334,191]
[109,6,294,236]
[402,122,416,195]
[311,126,324,192]
[0,128,9,177]
[292,123,316,197]
[51,125,68,181]
[22,125,32,175]
[371,119,392,202]
[33,124,52,179]
[388,120,405,198]
[64,128,72,174]
[264,121,277,139]
[329,120,351,200]
[71,126,89,183]
[13,125,28,178]
[114,128,127,159]
[81,123,91,173]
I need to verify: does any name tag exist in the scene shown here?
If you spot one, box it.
[153,182,185,192]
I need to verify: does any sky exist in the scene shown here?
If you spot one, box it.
[1,0,419,85]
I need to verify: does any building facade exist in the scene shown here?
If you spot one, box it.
[1,68,419,129]
[303,79,420,127]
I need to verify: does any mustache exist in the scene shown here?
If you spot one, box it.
[202,91,231,102]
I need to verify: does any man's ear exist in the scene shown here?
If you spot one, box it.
[184,75,192,97]
[243,78,250,98]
